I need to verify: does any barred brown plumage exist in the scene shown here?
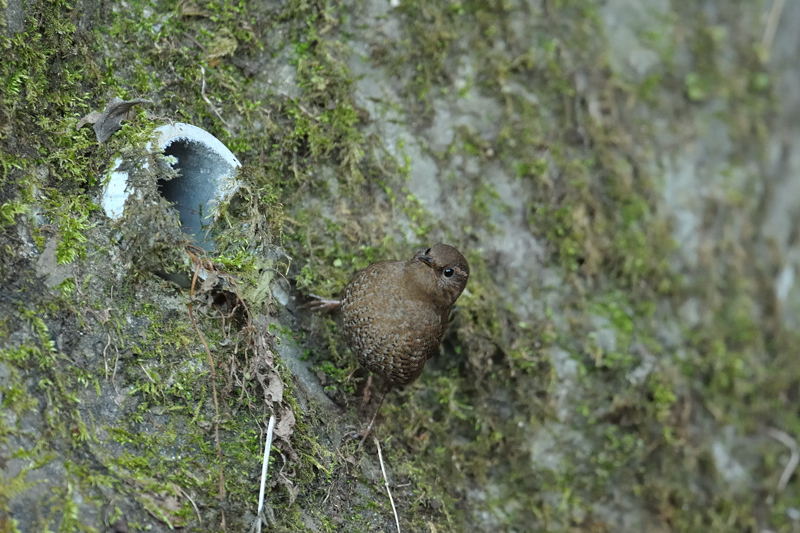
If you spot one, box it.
[338,244,469,385]
[306,243,469,442]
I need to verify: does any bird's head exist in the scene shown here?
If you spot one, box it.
[408,243,470,308]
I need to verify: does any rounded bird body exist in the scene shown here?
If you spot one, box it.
[338,244,469,385]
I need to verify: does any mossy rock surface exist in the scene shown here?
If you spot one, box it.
[1,0,799,531]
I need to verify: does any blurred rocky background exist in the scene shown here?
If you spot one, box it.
[1,0,799,531]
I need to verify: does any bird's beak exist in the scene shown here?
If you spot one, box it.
[417,254,434,268]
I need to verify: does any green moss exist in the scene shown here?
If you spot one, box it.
[0,200,28,228]
[0,0,794,530]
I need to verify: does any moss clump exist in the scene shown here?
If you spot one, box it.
[0,0,795,531]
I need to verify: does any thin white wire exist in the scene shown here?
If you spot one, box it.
[256,415,276,533]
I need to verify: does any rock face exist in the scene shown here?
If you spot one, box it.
[2,0,800,531]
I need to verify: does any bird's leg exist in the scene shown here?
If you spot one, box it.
[358,385,392,448]
[304,293,342,312]
[360,375,374,408]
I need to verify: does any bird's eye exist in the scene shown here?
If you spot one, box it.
[425,248,431,254]
[443,268,455,278]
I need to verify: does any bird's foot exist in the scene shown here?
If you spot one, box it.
[357,425,375,448]
[354,386,391,450]
[345,422,376,450]
[360,375,374,408]
[304,294,342,312]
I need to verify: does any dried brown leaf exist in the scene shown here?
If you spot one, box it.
[264,370,284,404]
[140,490,186,528]
[91,97,153,144]
[274,406,295,440]
[76,111,103,130]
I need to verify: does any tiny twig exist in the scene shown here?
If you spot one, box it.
[104,286,113,382]
[188,261,226,500]
[139,363,156,383]
[111,343,120,394]
[185,491,201,523]
[199,65,229,126]
[296,103,320,122]
[183,32,208,53]
[768,427,799,492]
[276,91,320,123]
[103,333,111,379]
[229,281,253,329]
[268,267,294,300]
[358,386,391,450]
[762,0,785,54]
[322,475,335,505]
[374,437,401,533]
[253,415,277,533]
[172,484,202,523]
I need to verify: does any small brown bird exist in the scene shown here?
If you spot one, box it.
[309,244,470,436]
